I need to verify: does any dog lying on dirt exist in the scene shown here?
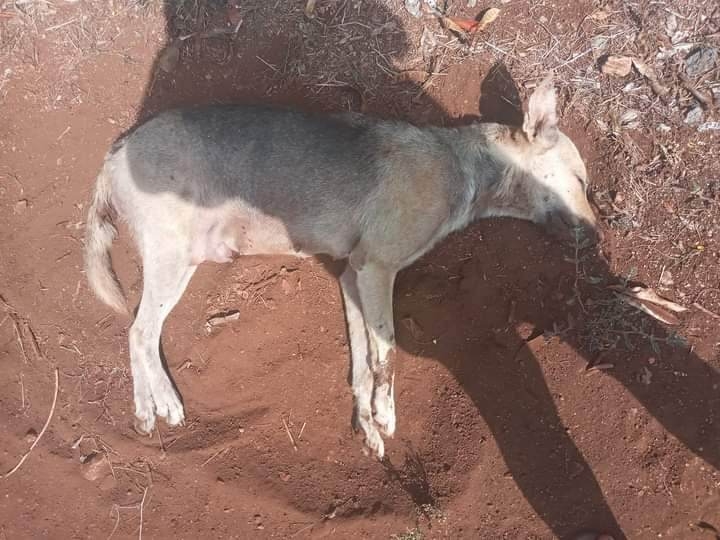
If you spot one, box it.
[84,76,598,458]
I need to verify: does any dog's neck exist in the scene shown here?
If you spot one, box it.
[439,122,536,227]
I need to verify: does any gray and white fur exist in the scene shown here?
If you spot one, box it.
[85,76,598,458]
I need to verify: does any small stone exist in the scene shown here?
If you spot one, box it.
[684,105,704,125]
[515,322,535,341]
[698,122,720,132]
[638,367,653,385]
[659,269,674,287]
[404,0,421,18]
[24,429,37,443]
[600,55,633,77]
[157,40,181,73]
[591,35,609,56]
[13,199,28,214]
[81,453,110,482]
[685,46,717,77]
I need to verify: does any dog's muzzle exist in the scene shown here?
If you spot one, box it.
[545,210,601,245]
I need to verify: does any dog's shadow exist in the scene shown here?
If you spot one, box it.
[128,3,720,539]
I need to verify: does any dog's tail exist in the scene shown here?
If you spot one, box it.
[84,159,128,315]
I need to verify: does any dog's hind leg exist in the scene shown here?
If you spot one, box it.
[354,262,398,441]
[130,239,197,433]
[339,265,386,458]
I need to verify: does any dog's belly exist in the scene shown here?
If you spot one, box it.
[190,207,313,264]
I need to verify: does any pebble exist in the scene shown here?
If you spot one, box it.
[80,453,110,482]
[684,105,704,125]
[685,46,717,77]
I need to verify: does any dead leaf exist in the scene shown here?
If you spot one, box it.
[157,40,181,73]
[589,8,610,21]
[443,15,478,34]
[600,55,633,77]
[632,58,669,97]
[587,362,615,372]
[402,317,425,341]
[608,284,686,325]
[659,269,674,288]
[477,7,500,31]
[440,7,500,37]
[206,310,241,330]
[615,294,680,325]
[304,0,316,18]
[622,286,686,313]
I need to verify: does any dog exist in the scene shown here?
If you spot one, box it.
[84,75,598,458]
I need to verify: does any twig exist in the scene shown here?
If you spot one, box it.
[200,447,228,467]
[138,486,148,540]
[255,55,279,73]
[107,506,121,540]
[553,47,593,70]
[156,426,165,454]
[282,417,297,451]
[44,18,78,32]
[1,368,59,479]
[19,374,25,410]
[12,319,29,363]
[693,302,720,320]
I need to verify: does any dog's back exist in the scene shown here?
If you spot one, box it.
[106,106,471,265]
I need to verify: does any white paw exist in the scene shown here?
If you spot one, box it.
[134,396,156,434]
[133,374,184,433]
[356,410,385,460]
[149,376,185,426]
[133,375,156,434]
[372,383,396,438]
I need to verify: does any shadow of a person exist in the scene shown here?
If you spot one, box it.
[397,211,720,538]
[120,2,720,539]
[394,63,720,539]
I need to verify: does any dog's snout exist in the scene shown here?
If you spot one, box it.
[545,211,601,245]
[579,220,602,245]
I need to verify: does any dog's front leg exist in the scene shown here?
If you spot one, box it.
[339,265,385,458]
[355,262,397,440]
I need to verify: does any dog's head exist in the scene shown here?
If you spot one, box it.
[494,76,600,244]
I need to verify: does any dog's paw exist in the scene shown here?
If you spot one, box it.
[134,397,156,435]
[355,410,385,460]
[150,376,185,427]
[372,382,396,438]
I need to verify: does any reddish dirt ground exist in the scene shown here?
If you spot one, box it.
[1,1,720,539]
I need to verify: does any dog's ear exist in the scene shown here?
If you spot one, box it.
[522,75,559,147]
